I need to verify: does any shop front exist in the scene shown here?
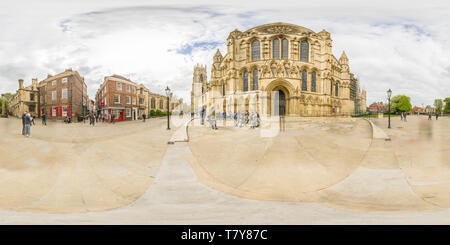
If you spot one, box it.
[103,107,125,122]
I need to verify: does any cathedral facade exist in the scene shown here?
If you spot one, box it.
[191,22,366,117]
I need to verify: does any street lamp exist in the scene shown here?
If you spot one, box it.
[165,86,171,130]
[387,88,392,129]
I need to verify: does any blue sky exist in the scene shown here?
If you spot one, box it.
[0,0,449,107]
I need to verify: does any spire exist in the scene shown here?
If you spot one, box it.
[339,51,348,64]
[214,49,222,58]
[213,49,223,63]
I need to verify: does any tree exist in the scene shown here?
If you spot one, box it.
[434,99,443,114]
[389,95,404,113]
[0,98,9,115]
[2,93,14,102]
[397,95,412,113]
[444,98,450,113]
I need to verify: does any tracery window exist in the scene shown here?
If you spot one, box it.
[281,39,289,59]
[300,40,309,62]
[335,83,339,97]
[252,69,258,90]
[272,38,280,59]
[302,70,307,91]
[243,71,249,92]
[311,71,316,92]
[251,40,260,61]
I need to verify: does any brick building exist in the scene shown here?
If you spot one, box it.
[38,68,89,120]
[95,75,138,122]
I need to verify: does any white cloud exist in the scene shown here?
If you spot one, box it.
[0,0,449,107]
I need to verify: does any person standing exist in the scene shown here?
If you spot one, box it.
[142,113,146,122]
[24,113,31,137]
[89,112,95,126]
[400,112,404,121]
[436,111,439,120]
[200,106,206,125]
[428,112,432,120]
[233,112,238,127]
[21,111,27,135]
[42,113,47,126]
[111,114,115,124]
[404,112,407,122]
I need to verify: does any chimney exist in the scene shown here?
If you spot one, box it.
[18,79,24,89]
[32,78,38,90]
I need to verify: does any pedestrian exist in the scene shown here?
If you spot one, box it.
[42,113,47,125]
[400,112,403,121]
[436,111,439,120]
[200,106,206,125]
[21,111,27,135]
[222,111,226,126]
[111,114,115,124]
[209,107,217,130]
[24,112,31,137]
[428,112,432,120]
[233,112,238,127]
[142,113,146,122]
[89,113,95,126]
[95,113,99,123]
[404,112,407,122]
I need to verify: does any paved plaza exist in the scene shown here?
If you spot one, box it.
[0,116,449,224]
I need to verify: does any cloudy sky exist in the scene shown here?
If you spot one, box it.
[1,0,449,107]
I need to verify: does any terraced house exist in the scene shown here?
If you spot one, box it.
[38,68,89,120]
[95,75,138,122]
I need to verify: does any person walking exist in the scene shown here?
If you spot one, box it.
[142,113,146,122]
[428,112,432,120]
[24,112,31,137]
[21,111,27,135]
[404,112,407,122]
[400,112,404,121]
[436,111,439,120]
[89,112,95,126]
[233,112,238,127]
[111,114,115,124]
[42,113,47,125]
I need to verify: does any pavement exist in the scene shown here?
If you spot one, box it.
[0,115,449,224]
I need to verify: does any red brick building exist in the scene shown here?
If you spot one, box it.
[368,102,384,114]
[38,68,89,120]
[95,75,138,122]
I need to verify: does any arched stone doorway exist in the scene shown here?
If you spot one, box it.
[265,79,294,116]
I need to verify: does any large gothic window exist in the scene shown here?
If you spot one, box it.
[200,74,203,83]
[311,71,316,92]
[151,98,155,109]
[272,38,280,59]
[253,69,258,90]
[302,70,307,91]
[281,39,289,59]
[243,71,249,92]
[300,40,309,62]
[251,40,260,61]
[335,83,339,97]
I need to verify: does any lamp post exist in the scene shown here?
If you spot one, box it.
[387,89,392,129]
[165,86,171,130]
